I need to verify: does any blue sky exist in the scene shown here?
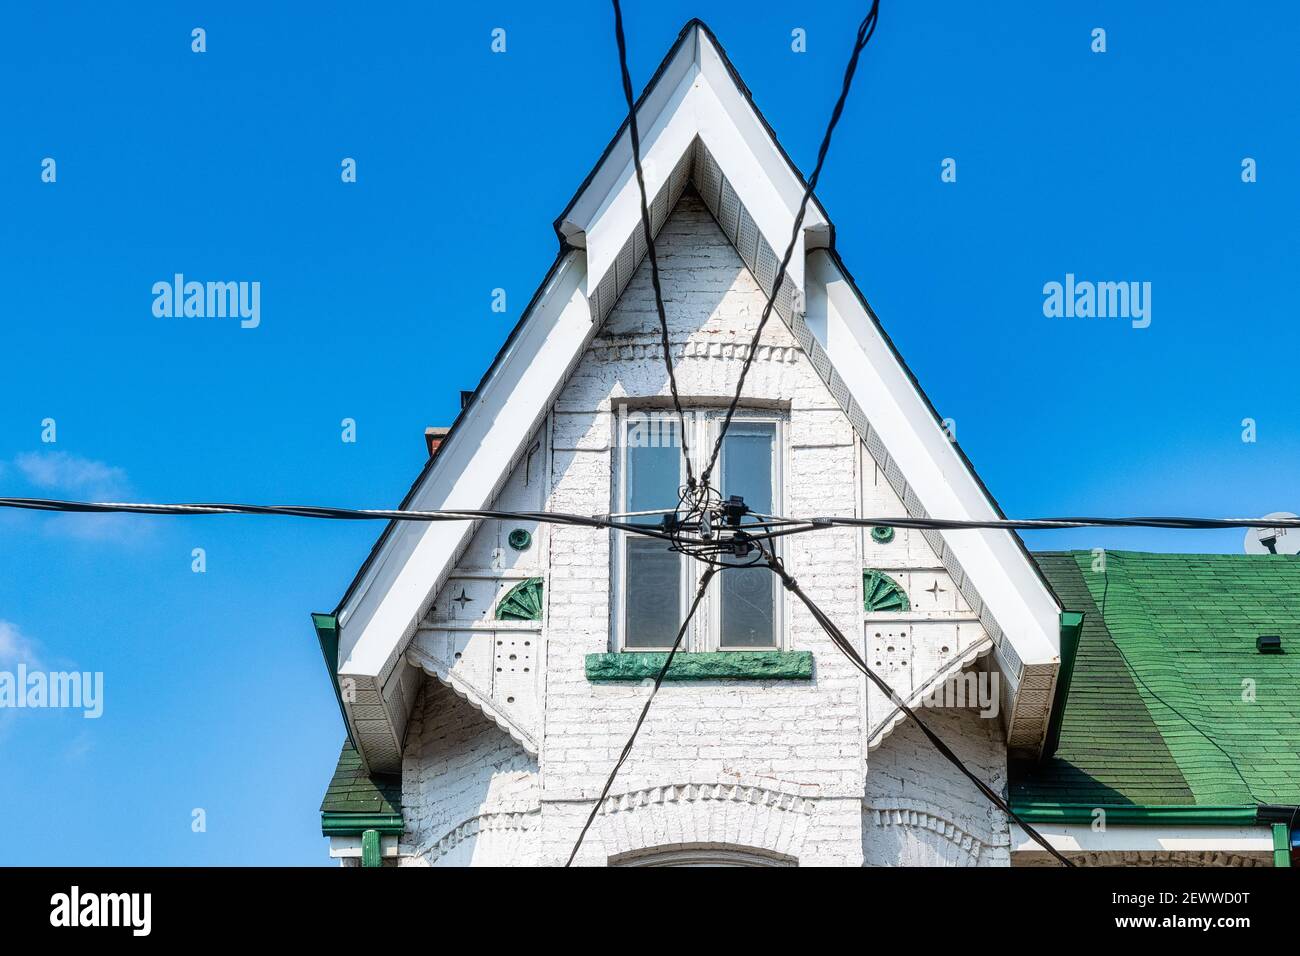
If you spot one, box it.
[1,2,1296,865]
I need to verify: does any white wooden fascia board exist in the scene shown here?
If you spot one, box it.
[564,23,826,298]
[1009,824,1274,854]
[557,29,700,244]
[695,28,829,243]
[692,76,806,293]
[582,67,701,285]
[579,73,812,297]
[336,253,590,678]
[809,251,1060,666]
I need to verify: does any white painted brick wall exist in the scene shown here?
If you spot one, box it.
[863,707,1010,866]
[399,679,540,866]
[397,194,1005,867]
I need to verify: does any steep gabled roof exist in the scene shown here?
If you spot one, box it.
[321,19,1064,772]
[1014,551,1300,820]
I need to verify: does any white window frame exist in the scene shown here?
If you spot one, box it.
[612,404,786,653]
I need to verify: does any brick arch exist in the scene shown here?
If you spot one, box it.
[590,782,816,864]
[862,801,1009,867]
[609,842,796,867]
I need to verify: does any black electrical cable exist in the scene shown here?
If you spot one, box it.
[699,0,880,490]
[612,0,695,490]
[757,547,1076,867]
[812,514,1300,532]
[0,497,691,542]
[4,497,1297,535]
[565,566,718,866]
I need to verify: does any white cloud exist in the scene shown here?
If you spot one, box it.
[0,619,43,671]
[14,452,129,497]
[7,452,141,542]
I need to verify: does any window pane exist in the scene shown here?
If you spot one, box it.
[719,422,776,647]
[720,567,775,647]
[626,415,681,526]
[720,423,773,515]
[625,538,683,648]
[623,414,684,648]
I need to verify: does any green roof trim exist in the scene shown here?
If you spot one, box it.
[323,813,405,837]
[320,742,404,836]
[586,650,813,682]
[1015,551,1300,817]
[1042,611,1084,759]
[1010,802,1258,826]
[312,613,354,749]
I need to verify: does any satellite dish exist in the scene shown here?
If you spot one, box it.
[1244,512,1300,555]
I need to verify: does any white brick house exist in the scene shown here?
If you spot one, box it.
[313,19,1073,868]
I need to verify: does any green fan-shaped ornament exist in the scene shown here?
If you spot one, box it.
[496,577,544,621]
[863,570,909,613]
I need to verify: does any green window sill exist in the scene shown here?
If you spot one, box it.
[585,650,813,682]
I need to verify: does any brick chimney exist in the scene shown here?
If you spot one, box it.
[424,427,450,458]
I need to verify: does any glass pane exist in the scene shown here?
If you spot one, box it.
[625,538,683,648]
[720,422,775,647]
[720,567,775,647]
[626,414,681,526]
[720,423,773,516]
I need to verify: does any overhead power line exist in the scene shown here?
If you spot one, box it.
[2,497,1296,535]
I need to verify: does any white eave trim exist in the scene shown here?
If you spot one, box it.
[1009,823,1275,855]
[406,636,539,756]
[867,636,994,750]
[559,23,827,302]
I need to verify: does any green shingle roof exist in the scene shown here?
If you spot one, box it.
[320,742,402,818]
[1014,551,1300,816]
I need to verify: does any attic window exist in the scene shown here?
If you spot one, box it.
[614,407,784,652]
